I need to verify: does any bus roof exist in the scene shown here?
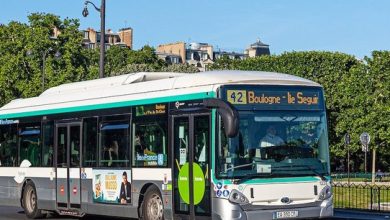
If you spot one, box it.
[0,70,321,119]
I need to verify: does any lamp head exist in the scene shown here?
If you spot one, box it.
[26,50,33,57]
[82,5,89,17]
[54,51,62,59]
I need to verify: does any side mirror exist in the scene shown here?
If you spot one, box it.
[203,98,239,138]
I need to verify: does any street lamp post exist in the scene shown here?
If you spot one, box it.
[42,49,49,91]
[83,0,106,78]
[344,133,351,184]
[27,48,61,92]
[360,132,370,174]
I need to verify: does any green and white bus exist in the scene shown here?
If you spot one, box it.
[0,71,333,219]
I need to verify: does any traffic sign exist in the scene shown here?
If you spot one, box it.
[360,132,370,146]
[344,133,351,145]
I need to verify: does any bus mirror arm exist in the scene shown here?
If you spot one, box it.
[203,98,239,138]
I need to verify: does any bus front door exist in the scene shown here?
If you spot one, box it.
[173,114,211,219]
[55,123,82,212]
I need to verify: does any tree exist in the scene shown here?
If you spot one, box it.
[336,51,390,171]
[106,45,131,76]
[0,13,93,105]
[209,51,390,171]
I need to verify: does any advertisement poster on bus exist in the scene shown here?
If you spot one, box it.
[92,169,131,204]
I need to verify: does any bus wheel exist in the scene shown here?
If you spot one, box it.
[23,181,43,219]
[142,185,164,220]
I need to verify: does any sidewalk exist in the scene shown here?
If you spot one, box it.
[334,209,390,220]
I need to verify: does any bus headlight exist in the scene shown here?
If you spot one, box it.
[229,189,249,205]
[318,185,332,200]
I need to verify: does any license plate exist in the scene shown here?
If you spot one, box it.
[273,210,299,219]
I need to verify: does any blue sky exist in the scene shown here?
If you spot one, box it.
[1,0,389,58]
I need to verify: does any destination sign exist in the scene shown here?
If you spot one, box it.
[0,119,19,125]
[135,104,167,116]
[222,86,324,111]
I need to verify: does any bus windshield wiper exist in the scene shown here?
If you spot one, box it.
[294,165,327,181]
[225,163,253,172]
[235,172,273,184]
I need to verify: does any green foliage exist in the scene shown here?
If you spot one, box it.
[336,51,390,170]
[116,63,199,75]
[106,45,131,75]
[210,51,390,171]
[116,63,160,75]
[0,13,196,107]
[161,63,199,73]
[1,13,388,172]
[0,13,91,105]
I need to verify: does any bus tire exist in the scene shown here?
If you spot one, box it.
[22,181,43,219]
[142,185,164,220]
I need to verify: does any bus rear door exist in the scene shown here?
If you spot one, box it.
[55,122,82,214]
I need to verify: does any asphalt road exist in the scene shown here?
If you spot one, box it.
[1,206,390,220]
[0,206,132,220]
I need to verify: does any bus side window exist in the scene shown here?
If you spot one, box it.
[132,119,168,167]
[0,124,18,167]
[42,121,54,167]
[100,119,130,168]
[18,123,41,167]
[83,117,98,167]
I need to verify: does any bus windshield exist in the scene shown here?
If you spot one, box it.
[217,110,330,180]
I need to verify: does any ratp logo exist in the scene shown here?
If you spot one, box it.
[14,160,31,184]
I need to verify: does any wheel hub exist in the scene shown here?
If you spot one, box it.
[148,194,163,220]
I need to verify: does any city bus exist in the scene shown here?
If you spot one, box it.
[0,70,333,219]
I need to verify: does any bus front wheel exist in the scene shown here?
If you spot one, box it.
[142,185,164,220]
[23,181,43,219]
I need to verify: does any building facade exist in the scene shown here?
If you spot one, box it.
[157,39,270,71]
[156,42,186,64]
[82,27,133,50]
[245,38,270,57]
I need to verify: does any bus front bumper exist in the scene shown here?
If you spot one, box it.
[212,198,333,220]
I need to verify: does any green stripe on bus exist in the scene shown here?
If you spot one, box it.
[0,92,215,119]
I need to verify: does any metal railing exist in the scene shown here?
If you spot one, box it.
[332,172,390,182]
[332,182,390,212]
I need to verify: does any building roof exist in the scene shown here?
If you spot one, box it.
[118,27,133,31]
[250,39,269,48]
[0,71,321,119]
[214,51,246,56]
[157,42,185,47]
[155,51,182,58]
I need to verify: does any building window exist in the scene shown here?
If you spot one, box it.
[165,57,172,65]
[193,52,201,61]
[84,31,90,40]
[186,51,191,61]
